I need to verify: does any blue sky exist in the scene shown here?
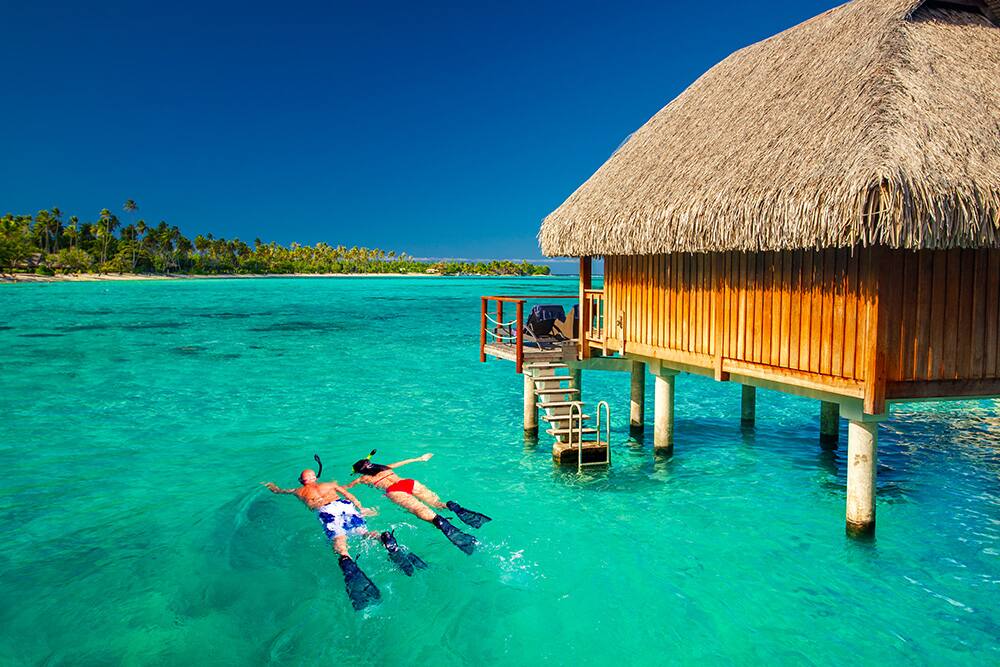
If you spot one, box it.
[0,0,836,260]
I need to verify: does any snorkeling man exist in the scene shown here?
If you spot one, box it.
[345,451,491,555]
[262,467,425,610]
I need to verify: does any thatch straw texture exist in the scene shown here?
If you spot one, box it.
[539,0,1000,257]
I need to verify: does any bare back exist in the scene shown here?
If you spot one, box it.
[294,481,345,509]
[356,469,402,491]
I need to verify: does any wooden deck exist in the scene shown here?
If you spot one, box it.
[482,339,576,366]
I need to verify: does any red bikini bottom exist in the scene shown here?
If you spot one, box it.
[385,479,416,495]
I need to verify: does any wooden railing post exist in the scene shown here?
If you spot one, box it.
[580,257,593,360]
[497,301,504,341]
[515,300,524,373]
[480,297,487,362]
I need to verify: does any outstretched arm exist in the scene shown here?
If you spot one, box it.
[262,482,295,495]
[336,486,372,512]
[387,453,433,469]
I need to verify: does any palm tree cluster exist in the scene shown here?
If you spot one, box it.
[0,203,550,278]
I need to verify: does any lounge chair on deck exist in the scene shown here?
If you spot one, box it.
[494,304,575,350]
[523,304,569,350]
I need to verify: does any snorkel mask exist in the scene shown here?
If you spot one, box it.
[351,449,379,475]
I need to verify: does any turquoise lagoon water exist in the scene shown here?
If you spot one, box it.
[0,276,997,666]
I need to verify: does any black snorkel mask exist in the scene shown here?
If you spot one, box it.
[352,449,386,476]
[313,453,323,479]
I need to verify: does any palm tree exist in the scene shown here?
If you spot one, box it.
[134,219,147,271]
[96,208,119,264]
[49,207,63,252]
[64,216,79,251]
[33,210,51,254]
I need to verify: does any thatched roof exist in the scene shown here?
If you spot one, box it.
[539,0,1000,257]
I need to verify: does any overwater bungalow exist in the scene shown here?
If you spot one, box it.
[480,0,999,536]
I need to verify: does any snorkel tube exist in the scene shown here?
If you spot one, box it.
[313,454,323,479]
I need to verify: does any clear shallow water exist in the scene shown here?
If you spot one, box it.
[0,276,997,666]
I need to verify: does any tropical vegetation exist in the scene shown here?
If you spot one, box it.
[0,203,550,278]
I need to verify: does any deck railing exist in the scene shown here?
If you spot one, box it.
[583,289,605,346]
[479,294,577,373]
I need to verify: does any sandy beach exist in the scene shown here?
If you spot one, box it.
[0,271,482,284]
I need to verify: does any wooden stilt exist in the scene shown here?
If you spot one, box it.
[654,372,676,455]
[740,385,756,427]
[846,419,877,537]
[571,367,582,400]
[630,361,645,436]
[820,401,840,449]
[523,372,538,440]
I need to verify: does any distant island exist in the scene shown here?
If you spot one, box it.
[0,202,550,280]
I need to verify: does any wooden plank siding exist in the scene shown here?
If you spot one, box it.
[600,249,1000,412]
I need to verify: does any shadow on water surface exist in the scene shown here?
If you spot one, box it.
[57,321,187,332]
[249,320,341,333]
[196,312,252,319]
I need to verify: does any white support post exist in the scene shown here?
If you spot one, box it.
[523,372,538,440]
[741,385,756,427]
[846,419,878,537]
[654,371,676,455]
[630,361,646,436]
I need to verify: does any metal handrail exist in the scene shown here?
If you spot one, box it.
[595,401,611,467]
[570,402,585,472]
[576,400,611,472]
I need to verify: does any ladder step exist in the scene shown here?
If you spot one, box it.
[546,427,598,436]
[524,362,569,369]
[536,400,583,408]
[535,388,581,396]
[532,375,572,383]
[542,413,592,423]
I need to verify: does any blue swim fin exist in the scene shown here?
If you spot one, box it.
[446,501,492,529]
[338,556,381,610]
[381,530,428,576]
[432,515,477,555]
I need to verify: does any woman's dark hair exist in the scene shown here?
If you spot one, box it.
[352,459,390,475]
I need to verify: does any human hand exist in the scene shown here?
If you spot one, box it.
[262,482,279,492]
[361,507,378,517]
[420,453,434,462]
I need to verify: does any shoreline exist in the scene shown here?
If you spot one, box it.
[2,271,562,284]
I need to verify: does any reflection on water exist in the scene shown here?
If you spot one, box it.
[0,276,997,665]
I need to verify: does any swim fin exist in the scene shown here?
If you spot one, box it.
[432,515,477,555]
[380,530,428,577]
[446,501,492,529]
[338,556,381,611]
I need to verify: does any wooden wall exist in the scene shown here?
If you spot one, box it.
[601,249,1000,413]
[882,249,1000,399]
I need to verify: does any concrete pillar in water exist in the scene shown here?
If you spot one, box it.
[653,371,676,455]
[740,385,756,427]
[523,372,538,440]
[571,367,582,398]
[630,361,646,437]
[846,419,878,537]
[820,401,840,449]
